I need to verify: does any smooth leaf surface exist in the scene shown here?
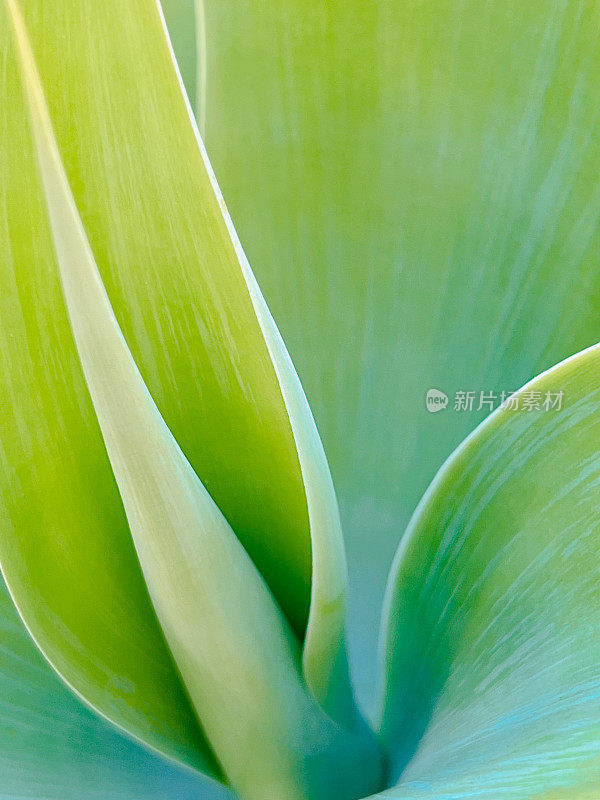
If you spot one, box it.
[1,0,356,769]
[377,344,600,798]
[201,0,600,706]
[0,0,217,774]
[161,0,197,102]
[6,13,383,796]
[0,580,232,800]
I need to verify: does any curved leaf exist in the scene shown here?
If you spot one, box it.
[200,0,600,706]
[5,9,383,796]
[1,0,356,756]
[0,0,217,775]
[377,344,600,797]
[161,0,197,103]
[0,580,232,800]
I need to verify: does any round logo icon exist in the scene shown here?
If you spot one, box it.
[426,388,448,413]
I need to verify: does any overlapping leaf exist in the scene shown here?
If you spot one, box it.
[0,0,216,773]
[0,580,231,800]
[4,8,383,795]
[0,0,361,784]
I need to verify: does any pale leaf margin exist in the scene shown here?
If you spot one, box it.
[376,343,600,800]
[2,0,226,781]
[156,0,356,723]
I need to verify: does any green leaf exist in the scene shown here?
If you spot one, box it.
[0,0,360,753]
[199,0,600,705]
[0,0,217,775]
[0,579,232,800]
[160,0,197,104]
[0,0,360,716]
[3,9,383,796]
[1,1,386,796]
[377,344,600,798]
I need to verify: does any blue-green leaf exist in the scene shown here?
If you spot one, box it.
[0,580,232,800]
[377,344,600,798]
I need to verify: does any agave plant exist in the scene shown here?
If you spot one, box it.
[1,0,599,798]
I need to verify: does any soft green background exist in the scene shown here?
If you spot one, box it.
[201,0,600,706]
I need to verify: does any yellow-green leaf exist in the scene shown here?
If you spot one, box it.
[0,0,217,775]
[0,0,374,788]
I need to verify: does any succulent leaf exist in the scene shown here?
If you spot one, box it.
[1,0,382,797]
[0,579,230,800]
[378,345,600,797]
[0,0,217,774]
